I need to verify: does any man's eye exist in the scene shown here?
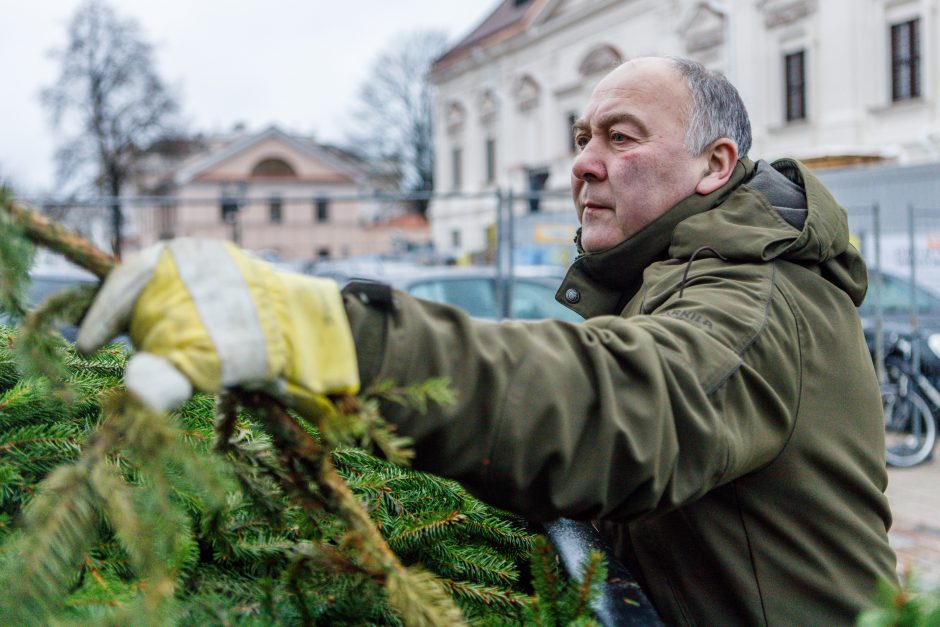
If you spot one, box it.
[610,131,628,142]
[575,135,589,150]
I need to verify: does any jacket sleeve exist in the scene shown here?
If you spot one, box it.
[342,264,801,522]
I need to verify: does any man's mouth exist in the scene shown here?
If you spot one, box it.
[582,201,612,215]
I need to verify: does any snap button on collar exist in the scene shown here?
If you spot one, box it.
[564,288,581,304]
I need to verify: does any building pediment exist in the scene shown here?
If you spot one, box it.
[680,2,727,53]
[478,89,500,123]
[514,75,542,111]
[578,44,623,76]
[533,0,592,25]
[445,100,468,134]
[173,126,366,186]
[757,0,817,28]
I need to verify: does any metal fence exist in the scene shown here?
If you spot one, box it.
[20,160,940,338]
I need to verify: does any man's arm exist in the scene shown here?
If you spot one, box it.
[343,264,800,522]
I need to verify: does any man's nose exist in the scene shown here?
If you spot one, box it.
[571,140,606,182]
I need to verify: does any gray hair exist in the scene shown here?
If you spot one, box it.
[668,57,752,158]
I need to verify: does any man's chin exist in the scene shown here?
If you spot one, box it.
[580,231,623,253]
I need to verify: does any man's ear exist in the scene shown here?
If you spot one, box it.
[695,138,738,195]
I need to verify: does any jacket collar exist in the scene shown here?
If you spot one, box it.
[557,158,755,318]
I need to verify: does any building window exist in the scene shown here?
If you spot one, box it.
[784,51,806,122]
[527,168,549,213]
[891,19,921,101]
[251,158,296,177]
[567,113,578,153]
[157,203,176,240]
[269,196,283,224]
[317,247,330,259]
[315,197,329,223]
[485,138,496,184]
[221,198,239,224]
[451,229,461,248]
[452,147,462,190]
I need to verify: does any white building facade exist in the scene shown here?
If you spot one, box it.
[428,0,939,260]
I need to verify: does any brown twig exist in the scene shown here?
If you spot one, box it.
[4,199,116,279]
[243,394,405,579]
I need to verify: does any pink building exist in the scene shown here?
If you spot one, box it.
[130,126,429,261]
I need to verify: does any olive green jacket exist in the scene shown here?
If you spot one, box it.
[344,158,897,625]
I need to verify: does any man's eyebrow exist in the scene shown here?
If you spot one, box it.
[572,111,650,137]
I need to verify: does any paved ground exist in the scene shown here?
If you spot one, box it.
[887,459,940,588]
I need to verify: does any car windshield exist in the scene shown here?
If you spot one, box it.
[409,278,497,319]
[27,275,96,307]
[859,272,940,316]
[406,275,581,323]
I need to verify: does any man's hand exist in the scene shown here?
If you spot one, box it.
[77,238,359,413]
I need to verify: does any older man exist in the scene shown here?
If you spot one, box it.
[79,56,896,624]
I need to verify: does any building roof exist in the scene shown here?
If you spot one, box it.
[431,0,545,73]
[172,126,368,186]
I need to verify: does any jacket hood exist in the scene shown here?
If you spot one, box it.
[671,158,867,305]
[559,158,868,318]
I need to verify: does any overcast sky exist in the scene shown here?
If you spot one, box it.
[0,1,497,195]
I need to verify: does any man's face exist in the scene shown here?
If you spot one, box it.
[571,58,709,252]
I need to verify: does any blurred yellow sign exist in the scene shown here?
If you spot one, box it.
[534,224,577,244]
[850,232,862,252]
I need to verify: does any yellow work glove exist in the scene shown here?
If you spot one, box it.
[76,238,359,415]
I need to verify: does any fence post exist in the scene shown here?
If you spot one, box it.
[506,189,515,320]
[908,203,922,375]
[909,203,918,332]
[873,203,885,384]
[495,188,506,319]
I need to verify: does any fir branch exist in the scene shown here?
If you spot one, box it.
[572,549,606,620]
[528,536,566,625]
[15,283,98,396]
[0,461,104,623]
[387,565,467,627]
[0,379,64,427]
[428,540,521,588]
[387,510,467,554]
[368,377,457,415]
[242,393,468,625]
[0,188,35,321]
[439,577,528,618]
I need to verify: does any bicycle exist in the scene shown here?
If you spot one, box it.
[877,332,940,467]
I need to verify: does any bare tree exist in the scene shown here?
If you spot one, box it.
[347,30,449,217]
[42,0,178,258]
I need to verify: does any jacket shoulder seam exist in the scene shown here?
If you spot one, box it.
[704,262,778,395]
[754,278,805,467]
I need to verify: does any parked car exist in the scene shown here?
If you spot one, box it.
[858,269,940,330]
[0,266,99,342]
[309,261,581,323]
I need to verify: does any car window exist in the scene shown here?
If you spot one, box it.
[27,276,95,307]
[408,278,497,319]
[860,273,940,315]
[510,280,582,323]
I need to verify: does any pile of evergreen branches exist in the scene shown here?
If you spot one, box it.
[0,329,534,624]
[0,191,608,625]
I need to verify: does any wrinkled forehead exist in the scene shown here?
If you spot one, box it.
[582,58,691,125]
